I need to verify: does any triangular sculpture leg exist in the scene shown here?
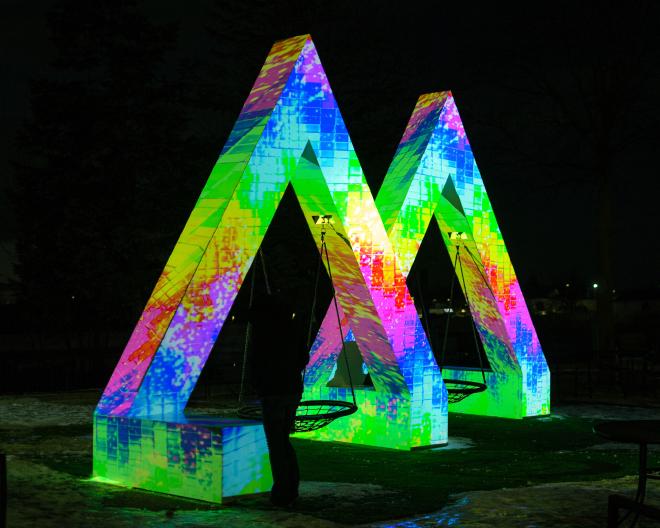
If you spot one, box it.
[312,91,551,418]
[377,92,550,418]
[93,34,449,505]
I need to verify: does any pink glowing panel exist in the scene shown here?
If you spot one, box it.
[96,34,448,460]
[376,91,550,417]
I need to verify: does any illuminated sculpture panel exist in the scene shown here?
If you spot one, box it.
[313,92,550,418]
[94,33,550,502]
[93,415,271,502]
[375,92,551,417]
[94,34,449,501]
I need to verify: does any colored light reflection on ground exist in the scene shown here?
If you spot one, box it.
[2,392,659,527]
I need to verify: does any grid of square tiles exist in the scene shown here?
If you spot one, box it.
[375,92,550,417]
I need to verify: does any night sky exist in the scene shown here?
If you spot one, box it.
[3,0,660,296]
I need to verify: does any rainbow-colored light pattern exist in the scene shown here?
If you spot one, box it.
[375,92,550,417]
[93,415,271,502]
[94,34,548,502]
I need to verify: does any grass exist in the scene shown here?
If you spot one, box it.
[283,413,641,523]
[2,393,654,525]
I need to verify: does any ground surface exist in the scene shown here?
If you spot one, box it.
[1,391,659,527]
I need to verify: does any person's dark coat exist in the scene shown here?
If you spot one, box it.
[246,293,309,397]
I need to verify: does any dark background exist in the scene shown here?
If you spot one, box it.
[2,0,659,398]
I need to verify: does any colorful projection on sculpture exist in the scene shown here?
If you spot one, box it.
[94,33,550,501]
[311,92,550,418]
[94,33,449,502]
[375,92,550,417]
[93,414,271,502]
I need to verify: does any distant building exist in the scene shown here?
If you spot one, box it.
[529,290,660,322]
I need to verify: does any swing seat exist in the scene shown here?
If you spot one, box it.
[238,399,358,433]
[238,228,358,434]
[443,379,487,404]
[294,400,358,432]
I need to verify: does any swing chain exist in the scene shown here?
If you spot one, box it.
[238,226,358,431]
[439,240,487,385]
[320,226,357,406]
[454,244,487,385]
[238,254,259,404]
[439,246,460,374]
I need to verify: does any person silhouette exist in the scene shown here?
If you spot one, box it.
[247,290,309,506]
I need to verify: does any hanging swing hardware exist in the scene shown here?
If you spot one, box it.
[312,214,334,225]
[448,231,468,240]
[448,232,498,302]
[237,219,358,432]
[437,240,488,404]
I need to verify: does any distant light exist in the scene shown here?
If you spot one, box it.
[71,295,75,300]
[592,283,598,289]
[565,283,570,288]
[612,289,616,294]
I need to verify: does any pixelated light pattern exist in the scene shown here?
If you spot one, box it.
[94,33,450,502]
[95,34,550,501]
[92,414,271,502]
[374,92,550,417]
[93,36,315,501]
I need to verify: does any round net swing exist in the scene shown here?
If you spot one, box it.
[442,379,487,404]
[238,399,357,433]
[237,218,358,432]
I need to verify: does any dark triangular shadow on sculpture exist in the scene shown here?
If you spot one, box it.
[441,176,466,216]
[327,341,375,389]
[301,140,320,165]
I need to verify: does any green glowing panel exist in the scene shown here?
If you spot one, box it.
[92,415,271,502]
[94,33,549,506]
[94,34,448,506]
[376,92,550,418]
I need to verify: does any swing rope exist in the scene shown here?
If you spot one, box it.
[455,246,487,386]
[462,245,497,300]
[238,256,257,405]
[439,247,460,373]
[238,248,271,406]
[237,226,357,431]
[319,226,357,407]
[415,271,434,352]
[438,242,488,404]
[304,233,324,356]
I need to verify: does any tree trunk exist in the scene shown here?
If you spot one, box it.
[595,160,614,358]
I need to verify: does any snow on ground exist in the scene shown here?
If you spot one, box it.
[556,403,660,421]
[6,455,343,528]
[2,394,660,527]
[0,396,94,427]
[371,476,660,528]
[6,455,660,528]
[432,436,474,451]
